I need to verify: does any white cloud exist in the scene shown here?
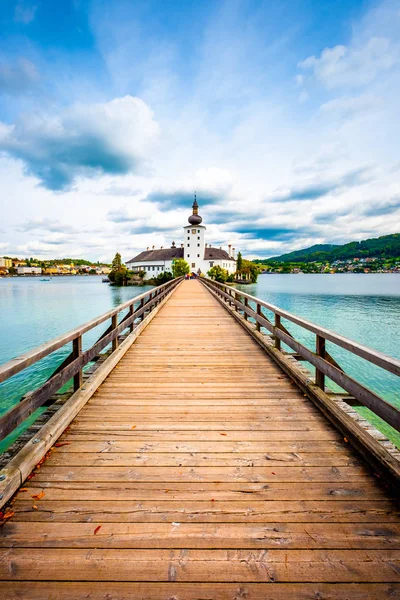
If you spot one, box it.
[320,94,380,118]
[0,96,159,189]
[299,37,400,89]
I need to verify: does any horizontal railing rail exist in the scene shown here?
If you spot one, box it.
[0,277,183,443]
[200,277,400,432]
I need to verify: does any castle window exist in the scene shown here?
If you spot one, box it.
[197,254,200,258]
[187,237,190,241]
[198,236,200,240]
[198,230,200,233]
[209,261,214,267]
[197,243,200,247]
[191,263,195,268]
[192,229,196,234]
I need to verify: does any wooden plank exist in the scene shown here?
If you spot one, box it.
[1,583,398,600]
[43,451,361,467]
[58,430,341,441]
[31,465,370,483]
[43,440,348,453]
[1,549,400,582]
[11,500,399,523]
[67,420,331,431]
[17,481,390,501]
[2,522,400,549]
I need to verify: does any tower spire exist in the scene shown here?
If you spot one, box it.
[188,193,202,225]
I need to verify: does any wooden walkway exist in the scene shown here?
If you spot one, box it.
[1,280,400,598]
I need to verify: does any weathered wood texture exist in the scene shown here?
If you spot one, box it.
[1,280,399,599]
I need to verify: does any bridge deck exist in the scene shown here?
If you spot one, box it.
[1,280,400,599]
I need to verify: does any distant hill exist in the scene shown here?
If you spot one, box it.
[260,234,400,264]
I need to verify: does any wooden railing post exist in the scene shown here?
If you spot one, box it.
[316,334,326,390]
[274,314,281,350]
[244,297,248,320]
[129,304,134,333]
[256,303,261,331]
[72,335,82,391]
[235,292,239,311]
[140,298,145,321]
[112,314,118,351]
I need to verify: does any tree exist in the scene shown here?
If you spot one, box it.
[236,251,243,272]
[152,271,174,285]
[112,252,122,271]
[207,265,228,283]
[172,259,190,277]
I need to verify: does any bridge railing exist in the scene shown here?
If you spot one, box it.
[200,277,400,433]
[0,277,183,444]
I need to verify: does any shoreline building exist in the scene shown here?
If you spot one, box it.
[126,198,237,280]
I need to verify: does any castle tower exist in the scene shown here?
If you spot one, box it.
[183,193,206,273]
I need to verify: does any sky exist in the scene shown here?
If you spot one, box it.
[1,0,400,262]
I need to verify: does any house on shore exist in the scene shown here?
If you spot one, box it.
[126,199,237,280]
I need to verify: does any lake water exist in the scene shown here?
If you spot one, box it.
[0,274,399,449]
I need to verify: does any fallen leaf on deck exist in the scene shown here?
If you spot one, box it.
[32,505,38,510]
[20,488,28,492]
[32,491,45,500]
[220,433,227,436]
[55,442,71,447]
[344,438,348,443]
[94,525,102,535]
[131,425,136,429]
[2,511,14,520]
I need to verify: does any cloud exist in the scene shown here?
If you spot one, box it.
[97,184,143,196]
[18,218,76,233]
[234,225,308,241]
[268,167,372,203]
[14,1,37,24]
[299,37,400,89]
[0,57,39,94]
[362,196,400,216]
[0,96,159,190]
[320,94,380,118]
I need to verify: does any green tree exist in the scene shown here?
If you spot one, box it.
[112,252,122,271]
[207,265,228,283]
[172,259,190,277]
[236,251,243,272]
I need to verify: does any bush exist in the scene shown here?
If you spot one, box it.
[151,271,174,285]
[207,265,229,283]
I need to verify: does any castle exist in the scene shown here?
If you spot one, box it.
[126,198,237,279]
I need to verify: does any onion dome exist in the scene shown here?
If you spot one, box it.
[188,194,203,225]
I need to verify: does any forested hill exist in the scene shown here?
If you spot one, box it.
[262,234,400,264]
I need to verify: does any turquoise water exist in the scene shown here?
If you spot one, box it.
[234,274,400,446]
[0,274,399,449]
[0,276,153,450]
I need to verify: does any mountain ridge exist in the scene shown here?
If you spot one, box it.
[259,233,400,264]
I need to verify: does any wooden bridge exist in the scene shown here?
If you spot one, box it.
[0,278,400,599]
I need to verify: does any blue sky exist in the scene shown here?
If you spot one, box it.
[1,0,400,261]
